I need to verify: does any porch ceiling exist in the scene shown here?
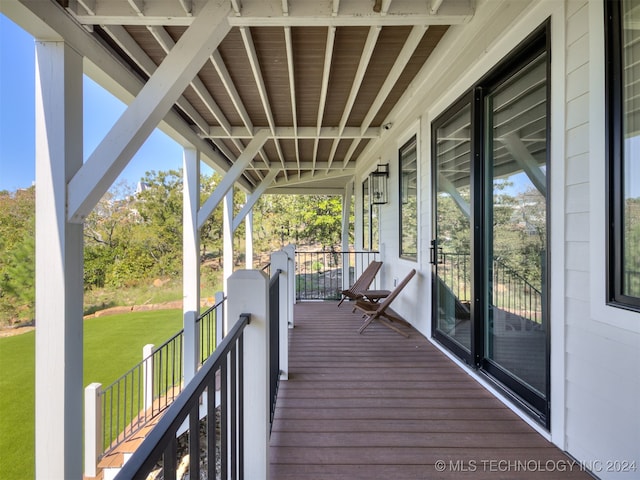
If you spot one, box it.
[49,0,471,194]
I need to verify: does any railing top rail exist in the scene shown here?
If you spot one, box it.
[196,295,227,323]
[269,268,283,287]
[115,313,251,480]
[295,250,380,254]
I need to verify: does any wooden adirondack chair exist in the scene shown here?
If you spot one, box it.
[353,269,417,337]
[337,260,383,307]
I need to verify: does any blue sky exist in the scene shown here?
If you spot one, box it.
[0,14,185,193]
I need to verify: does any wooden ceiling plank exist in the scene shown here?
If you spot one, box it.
[327,25,380,171]
[240,26,288,178]
[343,24,428,167]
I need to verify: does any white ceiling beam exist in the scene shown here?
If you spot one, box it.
[178,0,193,16]
[332,0,340,16]
[343,24,428,167]
[230,0,242,16]
[198,129,269,229]
[245,162,355,170]
[202,126,380,139]
[67,0,232,223]
[283,26,300,175]
[127,0,145,16]
[232,169,278,231]
[327,25,380,170]
[239,26,287,177]
[499,133,547,196]
[269,167,354,188]
[313,26,336,175]
[66,0,474,26]
[438,173,470,218]
[431,0,446,15]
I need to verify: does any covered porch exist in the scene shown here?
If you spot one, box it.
[270,302,592,479]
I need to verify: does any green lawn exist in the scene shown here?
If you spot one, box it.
[0,310,183,480]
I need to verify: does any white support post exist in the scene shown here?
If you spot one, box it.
[270,251,289,380]
[223,189,234,292]
[84,383,102,478]
[245,208,254,269]
[34,40,84,480]
[341,182,352,291]
[227,270,270,480]
[143,344,155,411]
[183,147,200,383]
[215,291,225,342]
[283,244,296,328]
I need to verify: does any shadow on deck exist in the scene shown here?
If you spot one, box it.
[269,302,591,480]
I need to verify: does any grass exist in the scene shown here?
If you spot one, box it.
[0,309,183,480]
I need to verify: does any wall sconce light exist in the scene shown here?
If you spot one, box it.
[370,164,389,205]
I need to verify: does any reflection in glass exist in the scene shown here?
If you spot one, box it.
[485,53,548,396]
[622,0,640,297]
[399,137,418,259]
[434,104,472,351]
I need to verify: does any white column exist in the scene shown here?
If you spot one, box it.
[84,383,102,478]
[223,189,234,292]
[143,344,155,410]
[226,270,270,480]
[270,251,289,380]
[341,182,352,291]
[245,207,254,269]
[183,147,200,382]
[34,40,84,480]
[283,244,296,328]
[215,290,225,342]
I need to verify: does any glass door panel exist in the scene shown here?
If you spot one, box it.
[433,102,473,354]
[484,53,548,401]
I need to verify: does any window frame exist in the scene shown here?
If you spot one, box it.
[398,135,418,261]
[605,0,640,311]
[362,178,370,250]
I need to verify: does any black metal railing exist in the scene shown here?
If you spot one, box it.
[197,296,226,364]
[115,314,251,480]
[295,250,380,300]
[99,328,183,455]
[439,252,543,324]
[269,269,282,430]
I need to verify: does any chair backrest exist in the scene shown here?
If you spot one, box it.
[349,260,383,292]
[377,269,416,313]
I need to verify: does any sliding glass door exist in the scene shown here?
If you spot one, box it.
[483,51,549,414]
[431,24,550,425]
[432,97,473,361]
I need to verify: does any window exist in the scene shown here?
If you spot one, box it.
[362,179,370,250]
[399,136,418,260]
[606,0,640,310]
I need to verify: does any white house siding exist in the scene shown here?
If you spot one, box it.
[563,1,640,478]
[355,0,639,477]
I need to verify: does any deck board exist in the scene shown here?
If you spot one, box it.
[269,302,592,479]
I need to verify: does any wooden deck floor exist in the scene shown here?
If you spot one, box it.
[269,302,592,480]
